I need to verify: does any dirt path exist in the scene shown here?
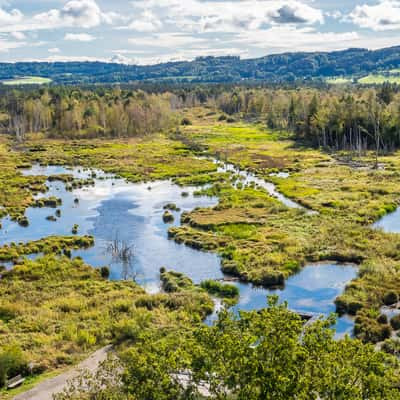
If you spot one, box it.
[13,345,112,400]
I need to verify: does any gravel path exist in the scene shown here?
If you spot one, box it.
[13,345,112,400]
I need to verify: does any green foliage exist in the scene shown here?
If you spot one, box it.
[0,256,211,381]
[160,271,196,293]
[0,235,94,262]
[200,280,239,299]
[390,314,400,330]
[384,291,399,306]
[58,300,400,399]
[0,345,28,388]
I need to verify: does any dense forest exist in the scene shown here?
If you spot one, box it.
[0,45,400,84]
[3,84,400,156]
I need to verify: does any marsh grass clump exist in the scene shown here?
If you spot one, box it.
[383,291,399,306]
[162,211,174,223]
[163,203,180,212]
[33,196,62,209]
[0,236,94,262]
[200,280,239,299]
[377,314,388,324]
[390,314,400,330]
[160,270,195,293]
[181,117,192,126]
[17,216,29,227]
[100,266,110,279]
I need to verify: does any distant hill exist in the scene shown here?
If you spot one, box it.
[1,45,400,85]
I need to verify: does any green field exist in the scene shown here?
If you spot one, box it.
[1,76,52,86]
[326,77,352,85]
[358,74,400,85]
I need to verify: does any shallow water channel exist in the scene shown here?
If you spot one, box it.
[0,163,357,336]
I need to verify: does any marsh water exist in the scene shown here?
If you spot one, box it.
[0,163,357,335]
[373,208,400,233]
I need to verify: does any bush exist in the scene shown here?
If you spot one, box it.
[181,118,192,126]
[335,297,348,315]
[0,346,28,388]
[390,314,400,330]
[377,314,388,324]
[259,272,285,287]
[200,280,239,298]
[17,216,29,227]
[383,291,398,306]
[100,266,110,279]
[162,211,174,223]
[348,301,363,315]
[382,339,400,356]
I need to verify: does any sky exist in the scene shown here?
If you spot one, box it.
[0,0,399,64]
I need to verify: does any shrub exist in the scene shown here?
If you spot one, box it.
[259,271,285,287]
[0,346,28,388]
[377,314,388,324]
[382,339,400,356]
[390,314,400,330]
[348,301,363,315]
[383,291,398,306]
[181,118,192,126]
[17,216,29,227]
[76,330,96,349]
[200,280,239,298]
[162,211,174,223]
[100,266,110,279]
[0,304,18,322]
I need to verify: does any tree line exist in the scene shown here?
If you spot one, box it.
[214,84,400,157]
[1,88,175,140]
[3,84,400,159]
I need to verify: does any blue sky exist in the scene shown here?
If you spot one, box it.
[0,0,399,64]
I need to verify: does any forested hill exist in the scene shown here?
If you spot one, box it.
[1,45,400,85]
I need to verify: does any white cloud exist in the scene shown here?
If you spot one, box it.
[0,0,124,33]
[129,0,324,34]
[126,10,162,32]
[128,33,207,48]
[0,7,22,24]
[348,0,400,31]
[236,26,360,53]
[110,53,133,64]
[64,33,96,41]
[0,38,26,52]
[10,31,25,40]
[48,47,61,53]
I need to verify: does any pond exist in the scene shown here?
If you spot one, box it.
[373,208,400,233]
[0,164,356,335]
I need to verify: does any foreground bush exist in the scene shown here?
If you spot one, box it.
[56,298,400,400]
